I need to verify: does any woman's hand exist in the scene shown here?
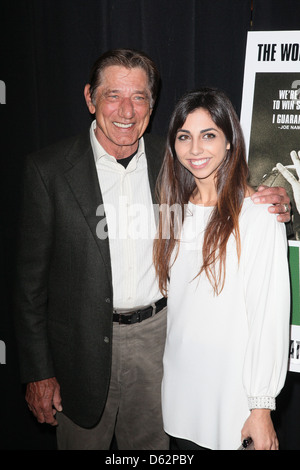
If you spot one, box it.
[241,409,279,450]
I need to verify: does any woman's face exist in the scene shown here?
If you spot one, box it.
[175,108,230,183]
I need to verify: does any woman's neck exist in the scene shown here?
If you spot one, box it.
[190,180,217,206]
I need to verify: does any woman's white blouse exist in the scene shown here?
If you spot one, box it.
[162,198,290,450]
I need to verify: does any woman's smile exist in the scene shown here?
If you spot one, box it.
[188,157,211,169]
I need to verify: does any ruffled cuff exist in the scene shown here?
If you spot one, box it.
[248,396,276,410]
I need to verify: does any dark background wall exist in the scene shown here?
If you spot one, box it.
[1,0,300,450]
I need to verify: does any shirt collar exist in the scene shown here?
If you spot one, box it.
[89,119,145,164]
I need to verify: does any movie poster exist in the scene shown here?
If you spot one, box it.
[240,31,300,372]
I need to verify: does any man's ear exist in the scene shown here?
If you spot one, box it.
[84,84,96,114]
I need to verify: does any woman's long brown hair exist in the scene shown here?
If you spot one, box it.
[153,88,249,296]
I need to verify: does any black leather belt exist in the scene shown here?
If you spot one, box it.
[113,297,167,325]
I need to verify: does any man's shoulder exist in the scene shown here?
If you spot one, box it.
[143,132,165,153]
[26,130,91,169]
[143,133,165,174]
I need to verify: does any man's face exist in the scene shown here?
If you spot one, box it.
[84,65,153,158]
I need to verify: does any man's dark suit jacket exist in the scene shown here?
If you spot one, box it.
[14,130,164,428]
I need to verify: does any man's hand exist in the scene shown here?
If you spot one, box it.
[251,185,291,223]
[25,377,62,426]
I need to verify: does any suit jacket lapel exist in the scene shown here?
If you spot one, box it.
[63,132,112,285]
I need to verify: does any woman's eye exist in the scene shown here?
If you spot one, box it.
[177,134,189,141]
[203,133,215,140]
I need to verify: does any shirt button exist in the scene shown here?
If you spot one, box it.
[104,336,110,343]
[105,297,111,303]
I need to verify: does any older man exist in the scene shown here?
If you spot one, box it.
[14,49,290,450]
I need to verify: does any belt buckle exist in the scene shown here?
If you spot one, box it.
[151,302,157,317]
[136,310,141,323]
[113,310,124,325]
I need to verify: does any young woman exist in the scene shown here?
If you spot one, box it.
[153,88,290,450]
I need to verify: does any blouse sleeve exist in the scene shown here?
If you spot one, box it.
[242,204,290,410]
